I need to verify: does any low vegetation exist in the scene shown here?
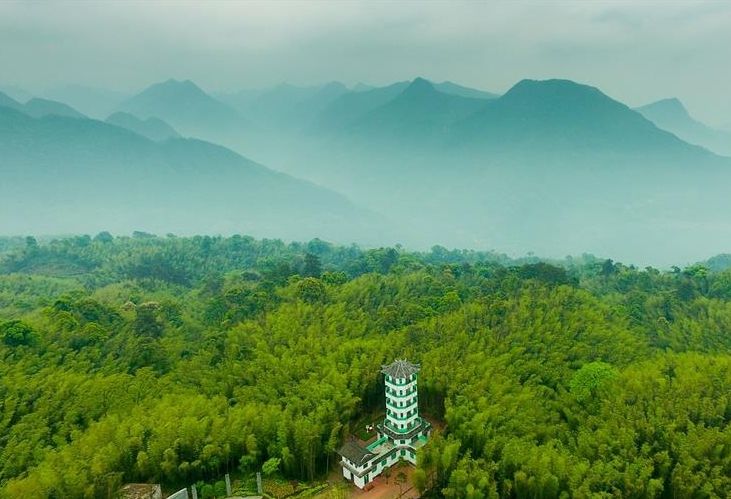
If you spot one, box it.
[0,235,729,497]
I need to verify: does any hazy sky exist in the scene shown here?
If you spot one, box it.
[1,0,729,125]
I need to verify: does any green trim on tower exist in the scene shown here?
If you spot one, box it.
[386,399,417,411]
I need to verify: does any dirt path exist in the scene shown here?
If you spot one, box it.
[348,465,419,499]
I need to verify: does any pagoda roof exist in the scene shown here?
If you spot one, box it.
[337,441,375,466]
[377,417,431,441]
[381,359,420,379]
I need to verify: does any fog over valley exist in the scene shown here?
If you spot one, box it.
[2,1,730,267]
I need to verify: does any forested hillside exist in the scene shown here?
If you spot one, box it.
[0,107,382,242]
[0,235,729,497]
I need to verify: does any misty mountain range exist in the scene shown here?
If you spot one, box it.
[0,104,380,243]
[635,98,731,157]
[1,76,730,266]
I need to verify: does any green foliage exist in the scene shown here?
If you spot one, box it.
[0,320,35,347]
[0,235,729,497]
[296,277,326,304]
[262,457,281,476]
[303,253,322,278]
[569,361,617,403]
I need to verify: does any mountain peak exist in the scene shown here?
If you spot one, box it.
[154,78,204,94]
[406,77,435,91]
[505,78,603,100]
[636,98,691,120]
[0,90,23,111]
[320,81,348,92]
[497,79,621,115]
[23,97,86,119]
[659,97,685,109]
[454,77,698,154]
[129,78,212,105]
[399,78,439,101]
[344,77,486,138]
[118,79,241,133]
[635,97,731,156]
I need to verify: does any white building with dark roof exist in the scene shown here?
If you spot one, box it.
[337,359,431,489]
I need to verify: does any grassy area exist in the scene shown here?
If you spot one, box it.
[313,483,349,499]
[257,476,338,499]
[186,471,333,498]
[352,410,383,442]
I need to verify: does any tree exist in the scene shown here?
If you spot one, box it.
[303,253,322,278]
[569,361,617,403]
[0,320,35,347]
[296,277,326,303]
[133,302,164,338]
[24,236,38,251]
[413,467,427,494]
[262,457,281,477]
[94,231,114,243]
[516,262,573,286]
[600,258,616,277]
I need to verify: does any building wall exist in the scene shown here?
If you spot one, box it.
[385,374,420,436]
[344,445,422,489]
[386,411,419,429]
[385,382,417,399]
[385,378,416,393]
[166,488,189,499]
[354,474,366,489]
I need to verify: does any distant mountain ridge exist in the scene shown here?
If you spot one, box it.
[636,98,731,157]
[214,78,498,133]
[0,85,33,103]
[117,79,243,136]
[314,78,497,132]
[44,84,128,119]
[0,91,22,112]
[344,77,488,139]
[314,77,704,157]
[23,98,86,119]
[433,81,498,100]
[267,77,731,265]
[0,91,87,119]
[452,79,704,155]
[244,82,349,129]
[0,106,383,242]
[3,76,731,265]
[314,81,410,131]
[105,112,180,142]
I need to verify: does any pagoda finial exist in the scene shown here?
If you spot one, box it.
[381,359,420,379]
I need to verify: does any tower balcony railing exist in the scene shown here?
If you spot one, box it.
[386,410,419,421]
[385,386,417,397]
[386,383,417,393]
[382,417,423,434]
[386,398,417,411]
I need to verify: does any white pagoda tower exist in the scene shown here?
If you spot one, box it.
[337,359,431,489]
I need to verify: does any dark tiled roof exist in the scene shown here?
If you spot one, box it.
[378,417,431,441]
[337,441,375,466]
[381,359,420,379]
